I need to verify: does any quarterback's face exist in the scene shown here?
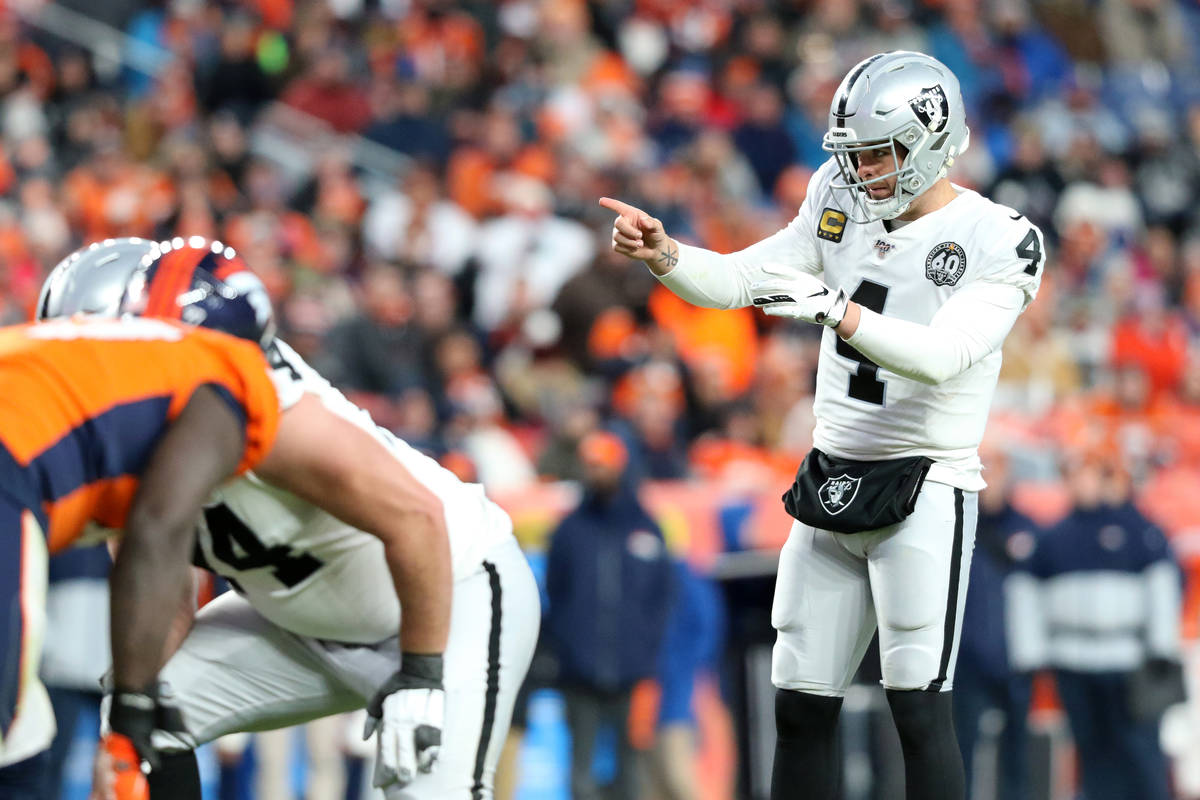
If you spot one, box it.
[856,145,900,200]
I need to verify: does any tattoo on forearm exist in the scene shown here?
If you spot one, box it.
[657,245,678,268]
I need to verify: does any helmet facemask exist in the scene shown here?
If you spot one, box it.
[823,121,949,223]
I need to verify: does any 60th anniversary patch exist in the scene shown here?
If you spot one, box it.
[924,242,966,286]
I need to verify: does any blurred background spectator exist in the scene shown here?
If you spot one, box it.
[545,431,673,800]
[953,446,1038,800]
[641,558,726,800]
[1008,452,1183,800]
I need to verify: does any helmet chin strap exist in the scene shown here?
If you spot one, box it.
[863,182,915,222]
[829,151,930,223]
[879,200,912,221]
[868,190,909,219]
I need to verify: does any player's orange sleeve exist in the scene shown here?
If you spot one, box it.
[200,328,281,476]
[0,320,281,552]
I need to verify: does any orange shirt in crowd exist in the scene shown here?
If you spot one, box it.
[1045,390,1176,468]
[689,437,797,484]
[395,7,484,78]
[1110,314,1189,399]
[64,164,175,242]
[446,145,557,219]
[649,286,759,395]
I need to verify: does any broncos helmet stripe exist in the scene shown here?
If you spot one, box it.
[143,248,225,320]
[122,236,276,348]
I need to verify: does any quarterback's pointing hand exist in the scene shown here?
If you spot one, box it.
[751,272,849,328]
[364,653,445,789]
[598,197,679,274]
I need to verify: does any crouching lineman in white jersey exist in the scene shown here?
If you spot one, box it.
[37,237,540,800]
[601,52,1043,800]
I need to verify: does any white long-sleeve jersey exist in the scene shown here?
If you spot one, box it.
[190,340,515,644]
[656,160,1044,490]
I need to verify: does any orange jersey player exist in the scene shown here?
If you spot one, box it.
[0,316,279,794]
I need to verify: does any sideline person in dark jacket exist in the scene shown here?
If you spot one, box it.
[1008,452,1181,800]
[546,431,673,800]
[954,448,1038,800]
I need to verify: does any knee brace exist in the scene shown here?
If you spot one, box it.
[880,639,943,691]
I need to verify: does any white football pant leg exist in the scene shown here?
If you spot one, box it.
[145,591,372,751]
[382,540,540,800]
[771,483,978,695]
[771,520,877,697]
[869,483,977,691]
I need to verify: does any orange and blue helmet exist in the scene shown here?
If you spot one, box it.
[120,236,276,348]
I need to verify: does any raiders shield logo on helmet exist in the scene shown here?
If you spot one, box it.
[818,474,861,515]
[909,85,949,133]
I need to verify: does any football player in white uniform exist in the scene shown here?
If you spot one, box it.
[601,52,1043,800]
[38,238,540,800]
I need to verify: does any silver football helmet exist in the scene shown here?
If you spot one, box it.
[36,237,158,320]
[822,51,969,222]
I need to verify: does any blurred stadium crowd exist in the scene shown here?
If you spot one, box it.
[0,0,1199,495]
[8,0,1200,796]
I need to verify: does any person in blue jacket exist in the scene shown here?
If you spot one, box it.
[953,448,1038,800]
[646,558,726,800]
[546,431,673,800]
[1008,452,1181,800]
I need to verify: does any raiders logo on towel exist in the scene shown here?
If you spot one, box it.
[909,85,949,133]
[925,242,966,286]
[818,474,861,515]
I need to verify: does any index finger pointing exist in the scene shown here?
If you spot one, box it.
[599,196,642,220]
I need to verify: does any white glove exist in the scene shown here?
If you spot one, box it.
[363,654,445,789]
[750,271,848,327]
